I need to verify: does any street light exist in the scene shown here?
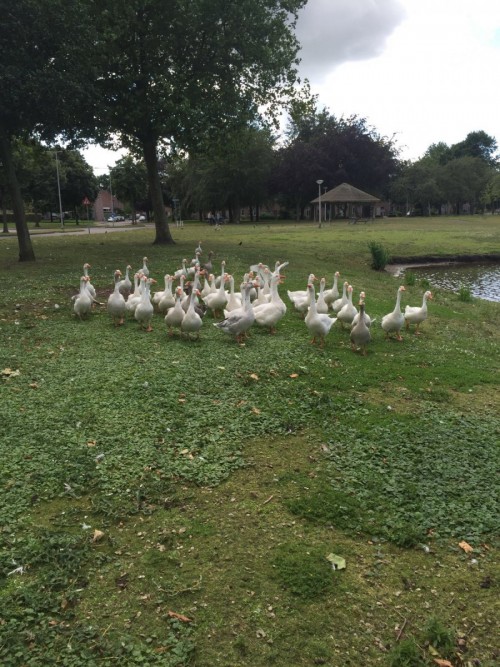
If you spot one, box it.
[316,179,324,227]
[109,171,115,225]
[54,151,64,229]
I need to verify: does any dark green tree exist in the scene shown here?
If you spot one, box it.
[57,150,98,222]
[181,125,276,222]
[0,0,97,260]
[438,157,492,214]
[273,102,401,219]
[90,0,306,244]
[449,131,498,166]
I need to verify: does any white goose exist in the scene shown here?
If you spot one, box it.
[165,287,185,336]
[316,278,329,314]
[287,273,317,304]
[214,282,255,343]
[381,285,406,341]
[351,292,375,327]
[200,272,213,299]
[181,289,203,339]
[82,263,96,300]
[405,290,433,334]
[174,258,188,280]
[304,283,337,347]
[253,272,287,334]
[140,257,150,278]
[350,301,371,355]
[74,276,93,320]
[203,262,228,317]
[332,281,349,313]
[153,273,171,306]
[323,271,340,309]
[157,275,175,313]
[107,270,127,326]
[182,270,202,312]
[126,272,143,314]
[134,277,155,331]
[224,275,242,313]
[337,285,358,327]
[252,275,269,307]
[117,265,132,296]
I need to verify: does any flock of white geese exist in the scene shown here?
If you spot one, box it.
[73,241,432,353]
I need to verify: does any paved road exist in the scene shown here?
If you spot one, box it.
[0,223,155,239]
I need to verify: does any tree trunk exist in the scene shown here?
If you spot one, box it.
[142,137,175,245]
[2,204,8,234]
[0,133,35,261]
[1,189,9,233]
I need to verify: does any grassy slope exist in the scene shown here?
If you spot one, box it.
[0,217,499,666]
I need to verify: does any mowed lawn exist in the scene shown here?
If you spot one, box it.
[0,216,499,667]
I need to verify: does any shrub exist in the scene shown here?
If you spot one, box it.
[389,638,426,667]
[458,285,473,302]
[368,241,391,270]
[423,617,455,656]
[404,271,416,286]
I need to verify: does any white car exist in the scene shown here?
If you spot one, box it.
[137,215,146,221]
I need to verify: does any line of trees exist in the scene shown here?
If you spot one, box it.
[2,1,499,262]
[390,131,499,216]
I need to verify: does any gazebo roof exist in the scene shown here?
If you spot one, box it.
[311,182,380,204]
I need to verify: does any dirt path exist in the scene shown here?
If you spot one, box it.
[0,223,155,239]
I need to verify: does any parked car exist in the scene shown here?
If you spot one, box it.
[107,215,125,222]
[137,215,146,221]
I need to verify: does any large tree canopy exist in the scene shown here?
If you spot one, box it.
[90,0,306,244]
[0,0,96,260]
[273,101,400,219]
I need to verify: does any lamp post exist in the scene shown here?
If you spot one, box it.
[316,179,324,227]
[109,171,115,225]
[54,151,64,229]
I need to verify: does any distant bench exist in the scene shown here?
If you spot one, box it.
[349,217,374,225]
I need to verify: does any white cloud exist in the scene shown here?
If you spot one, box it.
[295,0,406,78]
[82,145,127,173]
[296,0,500,161]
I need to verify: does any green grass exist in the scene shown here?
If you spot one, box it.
[0,216,499,666]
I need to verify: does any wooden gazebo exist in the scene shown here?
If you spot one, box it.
[311,182,380,221]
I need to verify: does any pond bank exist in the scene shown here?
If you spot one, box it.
[386,252,500,276]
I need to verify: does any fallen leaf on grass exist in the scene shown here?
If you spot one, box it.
[249,373,259,381]
[251,407,261,415]
[433,660,453,667]
[92,529,105,543]
[2,368,21,377]
[326,553,346,570]
[236,400,247,408]
[167,610,192,623]
[458,540,473,553]
[289,373,299,378]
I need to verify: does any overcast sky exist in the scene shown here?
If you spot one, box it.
[83,0,500,171]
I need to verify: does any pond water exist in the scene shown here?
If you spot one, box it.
[397,263,500,302]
